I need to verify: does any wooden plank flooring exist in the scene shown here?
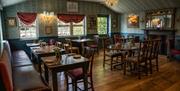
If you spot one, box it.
[50,51,180,91]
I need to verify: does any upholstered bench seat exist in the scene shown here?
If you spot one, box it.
[12,50,32,67]
[0,40,51,91]
[13,65,50,91]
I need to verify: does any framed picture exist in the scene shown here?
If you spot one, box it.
[127,14,139,28]
[7,17,16,27]
[67,1,78,13]
[45,26,52,34]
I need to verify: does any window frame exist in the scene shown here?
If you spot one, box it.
[18,18,38,40]
[97,15,109,35]
[57,18,86,37]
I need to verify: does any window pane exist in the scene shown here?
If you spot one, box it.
[58,26,70,36]
[97,17,108,34]
[19,18,37,39]
[57,18,85,36]
[73,21,83,25]
[73,26,83,36]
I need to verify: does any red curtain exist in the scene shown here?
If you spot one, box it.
[57,14,85,23]
[17,12,37,25]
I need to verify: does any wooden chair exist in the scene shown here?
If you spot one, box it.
[103,37,124,70]
[113,34,121,44]
[65,47,95,91]
[55,41,63,48]
[65,39,79,54]
[148,39,161,74]
[89,35,99,54]
[125,40,152,79]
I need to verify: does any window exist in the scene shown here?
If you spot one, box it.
[19,19,37,39]
[57,19,85,36]
[97,16,108,35]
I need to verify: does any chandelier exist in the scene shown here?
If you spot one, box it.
[105,0,118,6]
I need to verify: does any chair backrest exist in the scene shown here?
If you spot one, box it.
[83,47,95,75]
[152,39,161,58]
[103,37,111,52]
[55,41,63,48]
[49,39,55,45]
[65,39,72,47]
[137,40,153,63]
[93,35,99,45]
[113,34,121,44]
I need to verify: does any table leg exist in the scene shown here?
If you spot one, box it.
[81,42,84,54]
[44,64,49,83]
[83,74,88,91]
[38,57,42,76]
[52,71,58,91]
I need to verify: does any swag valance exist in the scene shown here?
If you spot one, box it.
[57,14,85,23]
[17,12,37,25]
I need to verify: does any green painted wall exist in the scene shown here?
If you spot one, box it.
[3,0,120,39]
[120,12,145,34]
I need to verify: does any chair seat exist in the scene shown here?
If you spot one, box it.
[105,51,125,57]
[67,68,83,80]
[171,49,180,55]
[69,47,78,49]
[126,56,145,63]
[89,45,97,48]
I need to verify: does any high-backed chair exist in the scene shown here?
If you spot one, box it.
[65,47,95,91]
[125,40,153,79]
[89,35,99,54]
[103,37,124,70]
[55,41,63,48]
[148,39,161,74]
[65,39,79,54]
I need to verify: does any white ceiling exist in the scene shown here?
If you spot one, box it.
[1,0,180,13]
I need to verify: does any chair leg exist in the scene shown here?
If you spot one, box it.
[72,80,77,91]
[149,59,152,74]
[103,56,105,68]
[123,61,126,75]
[156,58,159,71]
[90,75,94,91]
[138,64,141,79]
[111,57,113,70]
[65,74,69,91]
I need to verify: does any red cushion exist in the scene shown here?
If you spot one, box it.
[171,49,180,55]
[0,50,13,91]
[0,63,13,91]
[90,45,97,48]
[68,68,83,79]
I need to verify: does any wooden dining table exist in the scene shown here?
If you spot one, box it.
[71,38,93,54]
[29,45,66,77]
[41,54,89,91]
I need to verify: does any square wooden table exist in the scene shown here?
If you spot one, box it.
[71,39,93,54]
[41,54,89,91]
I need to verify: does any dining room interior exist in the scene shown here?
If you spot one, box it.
[0,0,180,91]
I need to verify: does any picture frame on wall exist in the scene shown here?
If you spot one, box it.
[7,17,17,27]
[67,1,78,13]
[127,14,139,28]
[45,26,52,34]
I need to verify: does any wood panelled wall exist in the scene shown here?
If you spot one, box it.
[3,0,120,39]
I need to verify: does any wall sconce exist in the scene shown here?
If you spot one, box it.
[41,11,55,25]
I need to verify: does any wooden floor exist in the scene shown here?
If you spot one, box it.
[51,51,180,91]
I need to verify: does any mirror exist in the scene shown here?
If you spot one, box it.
[145,9,175,30]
